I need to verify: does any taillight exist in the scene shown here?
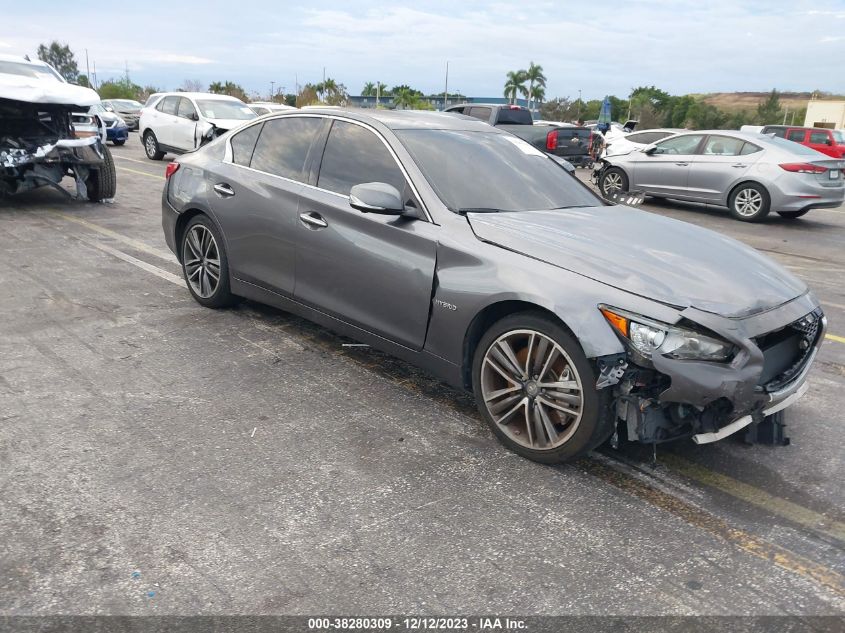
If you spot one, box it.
[546,130,558,151]
[779,163,826,174]
[165,162,180,179]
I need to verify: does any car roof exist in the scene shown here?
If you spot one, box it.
[157,92,244,101]
[293,107,498,132]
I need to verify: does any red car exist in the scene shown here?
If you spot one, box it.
[762,125,845,158]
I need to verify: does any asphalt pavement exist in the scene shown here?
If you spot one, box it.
[1,134,843,617]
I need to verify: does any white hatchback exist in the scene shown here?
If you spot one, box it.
[139,92,257,160]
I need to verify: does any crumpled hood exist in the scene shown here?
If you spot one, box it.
[467,206,807,318]
[205,117,252,132]
[0,74,100,107]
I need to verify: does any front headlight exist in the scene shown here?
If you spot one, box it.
[601,307,734,362]
[116,117,126,127]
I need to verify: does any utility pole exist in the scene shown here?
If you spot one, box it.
[92,60,98,90]
[443,61,449,110]
[85,49,91,86]
[323,67,326,83]
[270,80,275,100]
[376,81,380,108]
[782,107,789,125]
[576,89,581,122]
[125,59,129,82]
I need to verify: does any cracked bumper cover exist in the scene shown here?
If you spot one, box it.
[616,293,825,443]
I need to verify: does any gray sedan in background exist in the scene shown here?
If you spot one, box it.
[161,110,825,463]
[599,130,845,221]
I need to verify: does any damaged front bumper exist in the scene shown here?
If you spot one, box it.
[1,136,106,197]
[600,294,826,446]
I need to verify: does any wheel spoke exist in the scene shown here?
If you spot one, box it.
[495,339,525,380]
[484,384,522,403]
[536,402,560,444]
[529,402,545,447]
[544,390,581,406]
[538,345,560,381]
[494,396,528,425]
[538,396,579,418]
[524,332,536,375]
[484,357,521,386]
[538,380,579,391]
[531,337,549,377]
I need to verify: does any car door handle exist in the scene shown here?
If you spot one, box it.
[674,162,689,166]
[299,212,328,229]
[213,183,235,197]
[731,163,748,168]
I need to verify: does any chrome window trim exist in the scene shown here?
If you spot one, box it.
[223,113,433,223]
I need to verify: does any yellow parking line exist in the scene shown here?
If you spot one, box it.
[660,454,845,542]
[50,213,177,263]
[827,333,845,344]
[117,165,164,180]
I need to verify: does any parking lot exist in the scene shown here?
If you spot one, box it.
[1,133,844,616]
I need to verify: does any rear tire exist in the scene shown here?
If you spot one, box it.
[143,131,165,160]
[180,215,237,309]
[85,145,117,201]
[472,312,612,464]
[600,167,629,198]
[729,183,770,222]
[112,139,126,146]
[777,209,810,219]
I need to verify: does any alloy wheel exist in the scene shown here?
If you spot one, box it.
[602,171,624,195]
[480,329,584,450]
[144,134,157,158]
[734,188,763,217]
[183,225,221,299]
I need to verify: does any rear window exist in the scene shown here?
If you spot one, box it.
[497,108,533,125]
[765,136,825,156]
[230,122,263,166]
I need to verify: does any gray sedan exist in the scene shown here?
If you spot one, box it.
[599,130,845,221]
[161,109,825,463]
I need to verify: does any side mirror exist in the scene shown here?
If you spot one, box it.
[827,138,834,146]
[104,105,115,112]
[643,145,657,155]
[190,112,200,122]
[349,182,404,215]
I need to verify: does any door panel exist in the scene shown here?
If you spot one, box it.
[171,98,198,151]
[630,134,704,197]
[155,96,180,146]
[686,135,761,202]
[294,188,437,349]
[207,162,302,295]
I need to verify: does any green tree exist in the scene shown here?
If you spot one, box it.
[390,85,423,98]
[503,70,526,104]
[529,84,545,108]
[98,77,143,100]
[629,85,671,111]
[208,81,248,101]
[77,74,90,88]
[36,41,78,83]
[296,84,319,107]
[392,87,419,109]
[524,61,546,110]
[539,97,576,122]
[756,89,782,125]
[362,81,376,97]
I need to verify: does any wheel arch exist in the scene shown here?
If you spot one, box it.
[461,300,582,391]
[174,207,225,264]
[726,179,769,207]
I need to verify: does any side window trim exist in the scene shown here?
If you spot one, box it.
[225,113,432,223]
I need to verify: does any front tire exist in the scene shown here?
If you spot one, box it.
[112,139,126,146]
[180,215,237,308]
[143,131,165,160]
[600,167,628,198]
[85,145,117,201]
[729,183,770,222]
[472,313,612,464]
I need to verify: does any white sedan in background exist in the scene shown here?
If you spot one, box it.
[605,128,685,157]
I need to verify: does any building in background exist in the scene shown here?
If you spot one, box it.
[347,95,530,111]
[804,100,845,129]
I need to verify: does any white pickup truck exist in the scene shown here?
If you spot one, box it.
[0,53,116,201]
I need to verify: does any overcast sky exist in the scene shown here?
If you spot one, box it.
[3,1,844,99]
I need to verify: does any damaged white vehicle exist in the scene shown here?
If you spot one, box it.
[0,54,116,201]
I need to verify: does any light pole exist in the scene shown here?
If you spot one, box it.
[576,89,582,122]
[270,81,275,101]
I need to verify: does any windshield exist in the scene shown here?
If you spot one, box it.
[834,130,845,144]
[396,129,601,213]
[195,99,257,120]
[113,99,142,109]
[0,60,64,82]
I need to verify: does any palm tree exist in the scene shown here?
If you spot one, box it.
[529,84,545,109]
[362,82,376,97]
[503,70,526,105]
[392,87,418,110]
[524,61,547,111]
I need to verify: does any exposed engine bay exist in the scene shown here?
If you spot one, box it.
[0,97,115,201]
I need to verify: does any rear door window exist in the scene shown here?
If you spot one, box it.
[157,96,179,115]
[317,120,406,196]
[230,123,263,166]
[250,117,323,182]
[786,130,807,142]
[702,135,745,156]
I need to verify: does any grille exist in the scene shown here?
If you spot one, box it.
[756,309,822,391]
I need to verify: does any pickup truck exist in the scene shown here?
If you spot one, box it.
[444,103,593,167]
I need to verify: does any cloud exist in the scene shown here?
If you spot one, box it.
[145,53,214,65]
